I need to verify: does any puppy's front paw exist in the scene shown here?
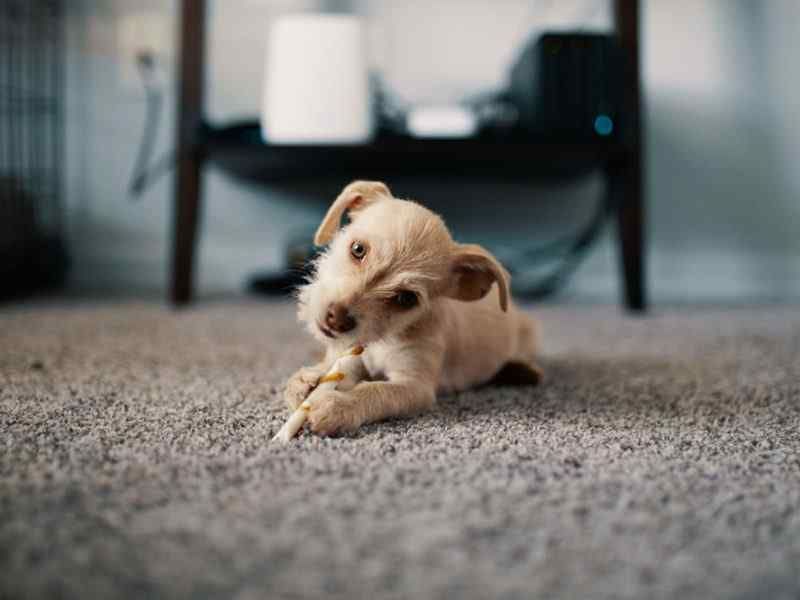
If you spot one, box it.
[284,366,325,409]
[308,391,363,436]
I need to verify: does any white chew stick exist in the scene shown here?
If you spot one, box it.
[272,346,366,444]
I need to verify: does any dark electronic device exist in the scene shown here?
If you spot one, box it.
[509,32,623,140]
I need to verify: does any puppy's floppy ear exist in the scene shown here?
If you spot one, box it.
[314,180,392,246]
[445,243,510,312]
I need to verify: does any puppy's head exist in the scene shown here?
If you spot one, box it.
[297,181,509,347]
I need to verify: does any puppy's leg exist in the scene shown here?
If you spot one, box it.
[308,380,436,436]
[489,360,544,386]
[510,311,544,383]
[284,361,330,410]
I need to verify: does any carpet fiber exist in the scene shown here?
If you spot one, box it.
[1,300,799,599]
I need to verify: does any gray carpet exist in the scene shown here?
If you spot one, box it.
[1,300,799,600]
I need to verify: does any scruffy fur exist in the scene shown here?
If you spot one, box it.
[287,181,542,435]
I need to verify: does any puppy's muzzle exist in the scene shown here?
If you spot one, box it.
[324,302,357,334]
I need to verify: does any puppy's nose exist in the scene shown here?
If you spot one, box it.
[325,302,357,333]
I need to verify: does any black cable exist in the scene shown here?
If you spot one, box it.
[128,51,174,199]
[507,186,611,299]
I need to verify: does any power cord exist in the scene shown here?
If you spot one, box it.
[505,186,611,299]
[128,51,175,199]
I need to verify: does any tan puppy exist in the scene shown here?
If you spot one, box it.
[286,181,542,435]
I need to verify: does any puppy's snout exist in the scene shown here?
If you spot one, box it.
[325,302,357,333]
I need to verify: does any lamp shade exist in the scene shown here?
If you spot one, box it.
[262,14,374,145]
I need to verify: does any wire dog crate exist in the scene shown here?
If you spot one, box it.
[0,0,67,299]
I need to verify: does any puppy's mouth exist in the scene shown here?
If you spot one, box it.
[317,321,337,339]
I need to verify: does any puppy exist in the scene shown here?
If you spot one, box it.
[286,180,542,435]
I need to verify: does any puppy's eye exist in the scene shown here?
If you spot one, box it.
[350,241,367,260]
[393,290,418,309]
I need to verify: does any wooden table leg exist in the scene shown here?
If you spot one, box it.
[171,0,206,306]
[609,156,646,311]
[614,0,646,312]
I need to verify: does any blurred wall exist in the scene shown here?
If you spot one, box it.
[63,0,800,302]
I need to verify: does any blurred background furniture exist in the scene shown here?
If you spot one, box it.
[0,0,68,300]
[172,0,645,311]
